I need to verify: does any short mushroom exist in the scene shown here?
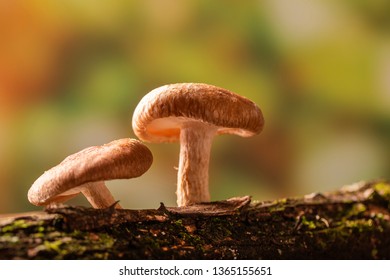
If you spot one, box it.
[28,138,153,209]
[132,83,264,206]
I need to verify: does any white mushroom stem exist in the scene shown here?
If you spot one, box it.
[51,182,122,209]
[81,182,122,209]
[177,121,218,206]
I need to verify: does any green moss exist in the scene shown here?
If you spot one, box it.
[301,216,317,230]
[346,203,367,218]
[97,233,115,247]
[344,219,374,232]
[44,240,63,253]
[373,213,384,220]
[373,182,390,200]
[268,199,289,212]
[36,226,46,233]
[179,230,203,248]
[32,232,45,238]
[43,231,117,259]
[208,217,233,238]
[169,219,205,249]
[279,198,288,204]
[142,235,161,249]
[0,235,19,243]
[174,219,183,226]
[1,219,48,234]
[1,219,30,233]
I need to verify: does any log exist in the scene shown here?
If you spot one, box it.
[0,180,389,259]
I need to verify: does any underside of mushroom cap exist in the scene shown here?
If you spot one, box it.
[28,138,153,206]
[132,83,264,143]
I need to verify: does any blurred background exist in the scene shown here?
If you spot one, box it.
[0,0,389,213]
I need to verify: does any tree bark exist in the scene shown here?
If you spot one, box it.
[0,180,389,259]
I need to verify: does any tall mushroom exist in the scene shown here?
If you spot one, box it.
[28,138,153,209]
[132,83,264,206]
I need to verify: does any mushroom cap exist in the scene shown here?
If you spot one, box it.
[132,83,264,143]
[28,138,153,206]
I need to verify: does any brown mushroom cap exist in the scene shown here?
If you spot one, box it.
[132,83,264,143]
[28,138,153,206]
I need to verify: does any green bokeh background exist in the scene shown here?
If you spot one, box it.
[0,0,389,213]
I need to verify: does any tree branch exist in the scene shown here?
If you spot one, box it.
[0,180,389,259]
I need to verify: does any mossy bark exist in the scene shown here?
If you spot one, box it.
[0,180,389,259]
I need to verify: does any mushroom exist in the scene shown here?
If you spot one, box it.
[132,83,264,206]
[28,138,153,209]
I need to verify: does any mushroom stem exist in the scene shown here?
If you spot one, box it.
[177,121,217,206]
[81,182,122,209]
